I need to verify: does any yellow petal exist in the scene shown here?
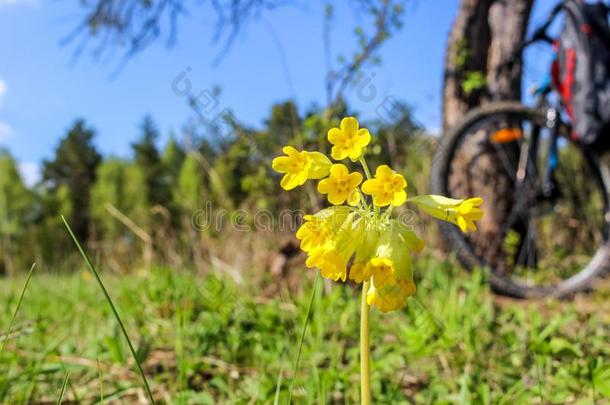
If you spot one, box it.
[355,128,371,147]
[305,254,317,268]
[282,145,299,157]
[467,220,477,232]
[362,179,379,194]
[340,117,359,136]
[330,163,348,178]
[317,178,332,194]
[391,190,407,207]
[328,190,347,205]
[348,172,363,188]
[467,208,484,221]
[331,145,347,161]
[348,146,365,161]
[457,216,469,233]
[375,164,393,179]
[280,171,307,190]
[271,156,290,173]
[328,127,343,144]
[465,197,483,207]
[373,193,392,207]
[457,201,474,215]
[349,262,371,283]
[393,174,407,189]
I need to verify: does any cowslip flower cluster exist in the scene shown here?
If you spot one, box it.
[272,117,484,313]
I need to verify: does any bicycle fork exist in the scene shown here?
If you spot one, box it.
[516,108,560,199]
[512,110,560,269]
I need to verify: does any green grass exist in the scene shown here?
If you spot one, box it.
[1,256,609,404]
[62,216,155,404]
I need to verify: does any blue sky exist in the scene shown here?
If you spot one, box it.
[0,0,557,185]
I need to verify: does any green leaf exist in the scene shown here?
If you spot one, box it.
[548,337,583,357]
[593,362,610,398]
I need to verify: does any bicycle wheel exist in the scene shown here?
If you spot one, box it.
[430,102,610,298]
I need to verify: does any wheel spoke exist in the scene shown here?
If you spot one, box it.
[437,105,609,297]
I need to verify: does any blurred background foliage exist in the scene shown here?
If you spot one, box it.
[0,100,434,276]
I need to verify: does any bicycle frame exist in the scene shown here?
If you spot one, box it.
[512,5,571,200]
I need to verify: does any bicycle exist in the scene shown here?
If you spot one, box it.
[430,1,610,298]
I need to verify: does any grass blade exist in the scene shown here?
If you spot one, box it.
[1,263,36,355]
[288,274,318,404]
[97,358,104,404]
[56,370,70,405]
[535,353,545,404]
[62,216,155,405]
[273,367,283,405]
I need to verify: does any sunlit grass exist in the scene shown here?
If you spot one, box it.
[0,257,609,403]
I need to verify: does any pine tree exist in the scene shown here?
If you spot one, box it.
[91,158,127,238]
[132,115,170,209]
[0,150,34,275]
[42,119,102,241]
[174,153,205,213]
[91,158,152,235]
[266,100,300,147]
[162,134,186,181]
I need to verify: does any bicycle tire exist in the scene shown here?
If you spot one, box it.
[430,101,610,298]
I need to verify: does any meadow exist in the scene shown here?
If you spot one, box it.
[3,0,610,403]
[2,253,609,404]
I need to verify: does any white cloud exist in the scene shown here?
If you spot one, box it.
[19,162,40,187]
[0,121,12,140]
[0,79,12,140]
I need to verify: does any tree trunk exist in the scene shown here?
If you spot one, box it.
[443,0,493,130]
[486,0,534,100]
[442,0,535,264]
[443,0,534,129]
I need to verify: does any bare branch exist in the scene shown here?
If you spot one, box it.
[327,0,406,107]
[64,0,295,63]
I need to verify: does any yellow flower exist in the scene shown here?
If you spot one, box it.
[349,227,379,283]
[362,165,407,207]
[273,118,482,317]
[327,117,371,161]
[272,146,332,190]
[349,262,372,284]
[367,281,415,313]
[303,211,365,282]
[296,207,350,253]
[306,247,350,282]
[368,257,396,288]
[317,164,363,206]
[365,224,419,313]
[296,215,330,253]
[409,195,484,233]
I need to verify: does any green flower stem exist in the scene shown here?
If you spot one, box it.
[359,157,373,180]
[359,157,379,216]
[357,189,369,211]
[360,280,372,405]
[383,206,393,221]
